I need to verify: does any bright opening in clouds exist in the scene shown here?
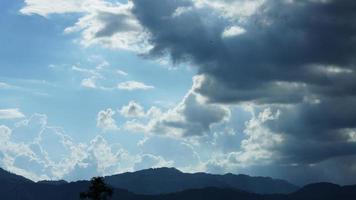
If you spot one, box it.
[0,0,356,186]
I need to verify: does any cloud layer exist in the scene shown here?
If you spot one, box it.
[18,0,356,184]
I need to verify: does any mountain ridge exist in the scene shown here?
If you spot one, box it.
[0,167,356,199]
[103,167,298,194]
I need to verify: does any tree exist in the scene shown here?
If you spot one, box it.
[80,177,113,200]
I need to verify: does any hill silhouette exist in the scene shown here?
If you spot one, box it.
[0,167,356,200]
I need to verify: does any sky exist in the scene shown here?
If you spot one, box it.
[1,0,356,186]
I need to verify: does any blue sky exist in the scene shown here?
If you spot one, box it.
[0,0,199,180]
[1,0,356,185]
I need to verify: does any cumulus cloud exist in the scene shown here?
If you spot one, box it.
[119,101,145,118]
[96,108,118,131]
[228,107,283,166]
[124,76,230,138]
[117,81,154,91]
[0,109,25,119]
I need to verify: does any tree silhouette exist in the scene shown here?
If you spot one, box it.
[80,177,113,200]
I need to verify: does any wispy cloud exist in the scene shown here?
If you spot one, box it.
[117,69,128,76]
[117,81,154,91]
[0,82,12,89]
[72,65,102,78]
[0,108,25,119]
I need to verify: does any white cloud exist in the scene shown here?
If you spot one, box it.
[88,136,121,174]
[81,77,97,88]
[225,107,283,167]
[21,0,151,52]
[119,101,145,118]
[222,26,246,38]
[172,6,194,17]
[0,109,25,119]
[134,154,174,171]
[117,81,154,91]
[72,65,102,78]
[201,108,285,174]
[20,0,87,16]
[194,0,265,19]
[96,108,118,131]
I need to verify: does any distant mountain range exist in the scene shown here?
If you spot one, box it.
[0,167,355,200]
[104,167,298,194]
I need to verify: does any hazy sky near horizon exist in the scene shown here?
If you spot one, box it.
[1,0,356,185]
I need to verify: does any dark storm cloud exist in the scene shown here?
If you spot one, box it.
[267,96,356,163]
[132,0,356,103]
[130,0,356,179]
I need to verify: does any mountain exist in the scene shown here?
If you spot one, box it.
[1,180,356,200]
[0,168,33,184]
[1,167,356,200]
[0,168,34,198]
[154,184,356,200]
[290,182,356,200]
[104,167,298,194]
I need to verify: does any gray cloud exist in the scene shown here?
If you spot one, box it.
[95,12,141,38]
[129,0,356,183]
[132,0,356,103]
